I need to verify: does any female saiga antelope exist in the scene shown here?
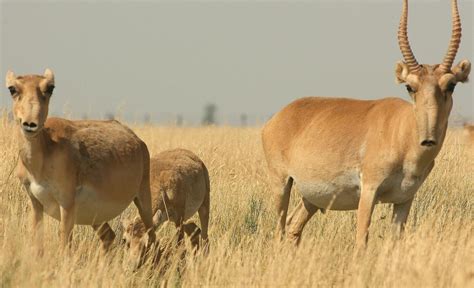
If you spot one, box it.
[463,123,474,157]
[5,69,156,252]
[262,0,471,248]
[463,123,474,145]
[122,149,210,262]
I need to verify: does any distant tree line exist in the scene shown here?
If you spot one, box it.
[76,102,271,126]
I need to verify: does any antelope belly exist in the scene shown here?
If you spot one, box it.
[74,186,132,224]
[29,182,131,224]
[295,172,361,210]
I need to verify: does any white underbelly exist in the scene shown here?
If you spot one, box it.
[74,186,132,224]
[295,170,423,210]
[29,181,131,225]
[294,172,361,211]
[30,181,61,219]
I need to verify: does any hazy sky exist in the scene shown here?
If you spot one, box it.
[1,0,473,124]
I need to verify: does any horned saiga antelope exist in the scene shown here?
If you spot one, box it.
[262,0,471,248]
[5,69,156,252]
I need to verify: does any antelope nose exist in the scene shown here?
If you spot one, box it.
[22,121,38,132]
[420,140,437,147]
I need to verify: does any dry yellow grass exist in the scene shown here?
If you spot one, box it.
[0,115,473,287]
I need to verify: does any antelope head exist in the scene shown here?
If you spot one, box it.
[122,217,153,269]
[395,0,470,148]
[5,69,55,138]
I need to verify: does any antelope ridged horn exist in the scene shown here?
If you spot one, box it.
[438,0,462,73]
[398,0,421,73]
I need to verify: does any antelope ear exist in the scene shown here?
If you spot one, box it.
[6,70,16,87]
[395,61,409,84]
[43,68,55,84]
[452,60,471,83]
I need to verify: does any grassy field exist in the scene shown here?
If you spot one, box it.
[0,117,473,287]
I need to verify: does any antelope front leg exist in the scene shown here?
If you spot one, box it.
[392,198,413,238]
[356,184,378,250]
[26,188,44,251]
[59,203,75,249]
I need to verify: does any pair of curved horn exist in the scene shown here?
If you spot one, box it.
[398,0,462,73]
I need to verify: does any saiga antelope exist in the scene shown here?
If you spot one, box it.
[463,123,474,145]
[262,0,471,248]
[5,69,156,252]
[122,149,210,267]
[463,123,474,157]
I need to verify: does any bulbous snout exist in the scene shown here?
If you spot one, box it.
[15,100,46,136]
[22,121,39,133]
[420,139,437,147]
[414,98,442,149]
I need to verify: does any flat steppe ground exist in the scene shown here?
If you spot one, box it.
[0,119,473,287]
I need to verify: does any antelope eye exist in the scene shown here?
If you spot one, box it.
[446,82,456,93]
[8,86,17,96]
[405,85,415,93]
[45,85,55,95]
